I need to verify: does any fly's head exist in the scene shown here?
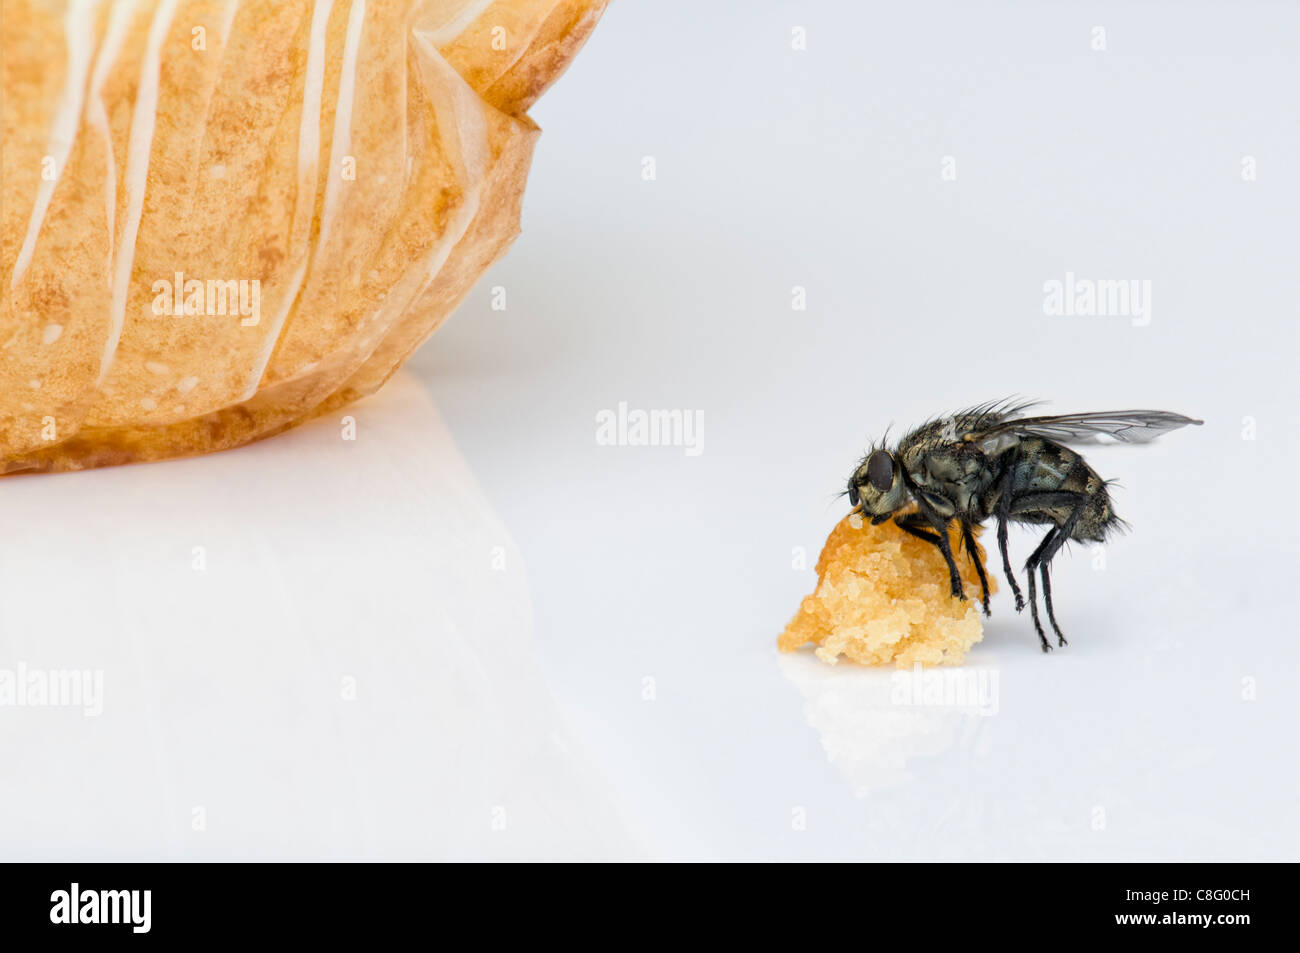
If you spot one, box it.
[847,447,908,523]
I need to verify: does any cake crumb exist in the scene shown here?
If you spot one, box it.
[779,511,997,668]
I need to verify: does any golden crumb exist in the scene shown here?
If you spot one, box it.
[779,511,997,668]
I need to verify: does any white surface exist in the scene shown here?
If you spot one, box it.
[0,376,642,860]
[3,0,1298,860]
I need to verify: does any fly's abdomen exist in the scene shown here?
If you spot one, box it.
[1012,440,1078,494]
[1070,465,1119,542]
[1008,440,1118,541]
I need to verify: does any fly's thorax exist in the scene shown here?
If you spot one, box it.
[900,439,998,520]
[898,441,926,476]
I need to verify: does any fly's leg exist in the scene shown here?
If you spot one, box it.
[894,510,964,601]
[1012,491,1087,651]
[997,515,1023,610]
[936,526,964,601]
[1032,503,1085,647]
[893,511,940,545]
[960,520,991,617]
[996,469,1025,611]
[1023,529,1057,652]
[1041,564,1067,647]
[916,499,965,601]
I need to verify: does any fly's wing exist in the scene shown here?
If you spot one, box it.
[968,410,1203,455]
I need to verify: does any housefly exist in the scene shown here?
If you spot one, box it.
[846,400,1202,652]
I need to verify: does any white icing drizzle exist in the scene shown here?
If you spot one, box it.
[10,0,101,288]
[218,0,240,46]
[99,0,181,383]
[242,0,335,398]
[85,0,141,274]
[410,33,487,273]
[315,0,366,257]
[418,0,496,47]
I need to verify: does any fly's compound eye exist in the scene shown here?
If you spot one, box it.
[866,450,894,493]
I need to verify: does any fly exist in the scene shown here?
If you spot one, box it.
[845,399,1202,652]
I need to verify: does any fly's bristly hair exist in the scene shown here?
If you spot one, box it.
[953,395,1043,425]
[858,424,894,461]
[1098,477,1132,539]
[908,396,1040,441]
[848,427,894,492]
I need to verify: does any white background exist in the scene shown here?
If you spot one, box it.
[2,0,1297,860]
